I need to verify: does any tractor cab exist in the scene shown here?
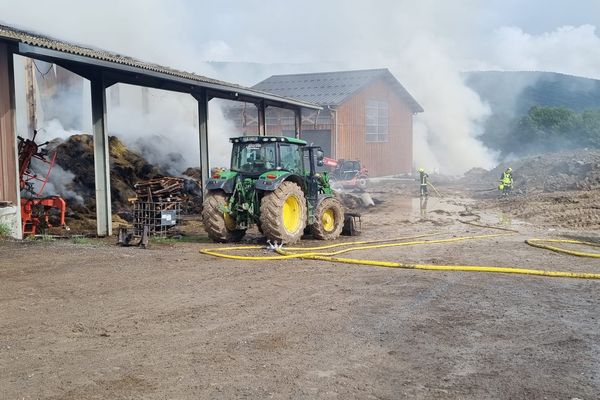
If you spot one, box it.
[230,136,306,176]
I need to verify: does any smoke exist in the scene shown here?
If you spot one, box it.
[207,99,239,169]
[177,0,501,174]
[106,84,198,175]
[484,25,600,80]
[104,84,240,174]
[384,33,497,173]
[37,164,84,205]
[39,118,81,141]
[3,0,599,177]
[29,155,84,205]
[22,119,84,204]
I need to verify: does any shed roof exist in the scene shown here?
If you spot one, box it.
[0,24,320,110]
[253,68,423,112]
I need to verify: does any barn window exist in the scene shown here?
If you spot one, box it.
[365,100,388,142]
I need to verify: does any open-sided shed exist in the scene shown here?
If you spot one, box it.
[0,24,320,239]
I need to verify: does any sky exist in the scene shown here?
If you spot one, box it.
[2,0,599,77]
[1,0,600,174]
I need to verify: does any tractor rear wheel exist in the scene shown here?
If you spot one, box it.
[202,191,245,243]
[260,181,307,244]
[311,197,344,240]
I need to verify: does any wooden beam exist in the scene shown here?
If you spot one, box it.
[24,58,37,133]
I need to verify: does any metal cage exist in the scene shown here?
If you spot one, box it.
[133,200,181,237]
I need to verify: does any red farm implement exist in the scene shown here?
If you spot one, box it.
[18,130,68,235]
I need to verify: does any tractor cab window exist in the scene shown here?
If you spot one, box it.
[231,142,277,174]
[279,144,303,173]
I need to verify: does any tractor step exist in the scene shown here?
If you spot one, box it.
[342,212,361,236]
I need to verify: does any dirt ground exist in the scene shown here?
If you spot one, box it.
[2,181,600,399]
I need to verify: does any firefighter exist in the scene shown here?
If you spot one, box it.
[499,167,513,195]
[418,168,429,197]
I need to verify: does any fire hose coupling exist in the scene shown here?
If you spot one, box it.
[266,240,283,251]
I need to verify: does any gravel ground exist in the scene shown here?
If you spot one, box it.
[1,185,599,399]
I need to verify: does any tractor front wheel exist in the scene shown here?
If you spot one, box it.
[311,197,344,240]
[202,191,245,243]
[260,181,307,244]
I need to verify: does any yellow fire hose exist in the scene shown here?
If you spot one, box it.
[201,232,503,260]
[427,181,443,197]
[200,232,600,280]
[525,238,600,258]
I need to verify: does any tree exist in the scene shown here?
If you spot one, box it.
[480,106,600,156]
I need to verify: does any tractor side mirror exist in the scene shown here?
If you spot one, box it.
[316,149,324,166]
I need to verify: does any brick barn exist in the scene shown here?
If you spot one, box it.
[253,69,423,176]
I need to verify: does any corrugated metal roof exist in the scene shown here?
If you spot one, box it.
[253,69,423,112]
[0,23,320,110]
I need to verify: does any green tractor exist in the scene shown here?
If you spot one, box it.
[202,136,345,244]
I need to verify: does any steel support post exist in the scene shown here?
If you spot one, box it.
[193,90,210,187]
[294,107,302,138]
[257,100,266,136]
[90,75,112,236]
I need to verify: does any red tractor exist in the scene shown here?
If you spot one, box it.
[18,131,68,235]
[323,157,369,191]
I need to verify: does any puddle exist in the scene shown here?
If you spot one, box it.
[415,197,466,214]
[380,196,468,219]
[471,211,528,229]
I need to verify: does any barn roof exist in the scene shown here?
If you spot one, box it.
[0,23,320,110]
[253,68,423,112]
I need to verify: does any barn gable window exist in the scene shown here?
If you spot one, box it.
[365,100,388,143]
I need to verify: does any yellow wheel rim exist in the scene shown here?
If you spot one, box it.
[282,195,301,232]
[322,209,335,232]
[224,212,236,231]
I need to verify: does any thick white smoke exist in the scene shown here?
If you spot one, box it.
[207,99,240,169]
[25,119,83,204]
[31,163,84,205]
[39,118,81,141]
[3,0,599,177]
[484,25,600,80]
[105,84,199,175]
[105,85,239,174]
[385,34,497,173]
[28,143,84,205]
